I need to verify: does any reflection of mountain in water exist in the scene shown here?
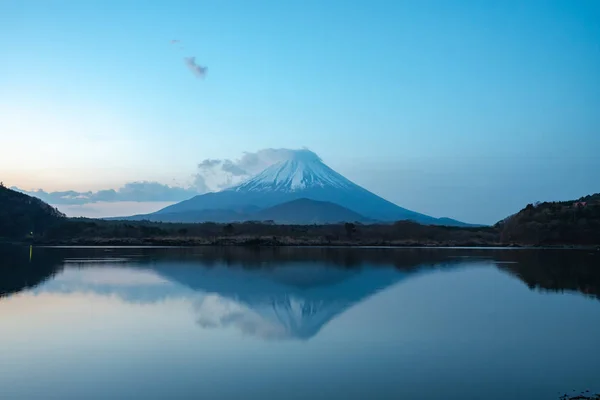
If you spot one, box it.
[2,246,600,339]
[156,263,410,339]
[494,250,600,300]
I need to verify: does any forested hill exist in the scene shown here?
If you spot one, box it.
[497,193,600,246]
[0,184,65,240]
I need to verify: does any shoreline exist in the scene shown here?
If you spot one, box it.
[3,237,599,250]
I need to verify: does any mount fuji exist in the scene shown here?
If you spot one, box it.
[125,150,468,226]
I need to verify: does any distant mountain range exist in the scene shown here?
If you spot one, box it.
[118,150,472,226]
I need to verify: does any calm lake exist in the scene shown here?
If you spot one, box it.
[1,246,599,400]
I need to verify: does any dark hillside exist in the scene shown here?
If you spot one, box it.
[497,193,600,245]
[0,184,65,240]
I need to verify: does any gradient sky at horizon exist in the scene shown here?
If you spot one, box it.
[1,0,599,224]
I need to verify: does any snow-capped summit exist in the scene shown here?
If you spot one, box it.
[230,149,354,193]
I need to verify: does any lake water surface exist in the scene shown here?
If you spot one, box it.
[1,246,599,400]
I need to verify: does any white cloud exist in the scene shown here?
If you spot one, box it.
[14,181,200,205]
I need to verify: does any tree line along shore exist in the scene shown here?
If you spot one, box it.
[2,185,599,247]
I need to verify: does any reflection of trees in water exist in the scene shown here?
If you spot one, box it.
[0,246,64,298]
[494,250,600,300]
[21,246,458,269]
[1,245,599,302]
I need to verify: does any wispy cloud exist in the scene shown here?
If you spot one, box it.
[168,39,206,79]
[14,181,200,205]
[184,57,207,78]
[192,148,318,191]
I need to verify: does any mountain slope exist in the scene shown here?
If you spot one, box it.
[0,185,65,239]
[151,150,470,226]
[117,207,255,223]
[253,198,372,224]
[114,198,370,224]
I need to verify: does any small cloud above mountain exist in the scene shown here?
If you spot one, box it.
[192,148,319,191]
[221,160,247,176]
[183,57,207,78]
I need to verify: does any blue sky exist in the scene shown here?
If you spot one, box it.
[1,0,599,224]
